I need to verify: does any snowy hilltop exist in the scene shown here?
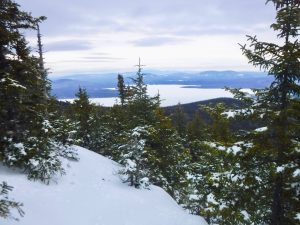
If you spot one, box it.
[0,146,207,225]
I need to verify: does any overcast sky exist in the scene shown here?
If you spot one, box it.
[18,0,278,76]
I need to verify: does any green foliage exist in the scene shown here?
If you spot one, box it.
[224,0,300,224]
[186,141,237,224]
[184,2,300,223]
[118,126,150,189]
[72,87,93,147]
[0,0,78,184]
[145,109,191,199]
[187,110,207,143]
[117,74,127,106]
[126,63,160,127]
[203,103,232,145]
[172,103,187,138]
[0,182,24,220]
[99,61,193,197]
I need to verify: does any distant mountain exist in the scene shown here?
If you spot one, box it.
[50,70,273,98]
[164,97,243,121]
[164,97,261,131]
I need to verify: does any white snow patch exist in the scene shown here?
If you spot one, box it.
[276,166,285,173]
[28,159,39,167]
[241,210,250,220]
[0,146,207,225]
[255,127,268,132]
[13,143,26,156]
[207,193,218,205]
[293,169,300,177]
[222,111,236,118]
[1,77,27,89]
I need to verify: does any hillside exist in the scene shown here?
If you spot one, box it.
[0,146,207,225]
[164,97,244,121]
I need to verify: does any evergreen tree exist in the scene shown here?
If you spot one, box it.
[118,126,150,189]
[172,103,187,138]
[187,110,207,142]
[200,1,300,224]
[111,61,191,198]
[190,0,300,220]
[146,108,191,200]
[127,58,160,127]
[88,107,116,157]
[72,87,93,147]
[117,74,127,106]
[204,103,231,145]
[0,181,24,220]
[237,0,300,224]
[0,0,65,183]
[34,16,50,102]
[186,141,234,224]
[48,98,79,161]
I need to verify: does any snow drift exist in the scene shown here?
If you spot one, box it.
[1,146,207,225]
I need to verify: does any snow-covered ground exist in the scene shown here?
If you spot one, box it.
[0,146,207,225]
[60,85,235,107]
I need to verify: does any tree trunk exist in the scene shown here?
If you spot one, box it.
[271,175,283,225]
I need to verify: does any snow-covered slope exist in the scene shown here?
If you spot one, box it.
[1,146,207,225]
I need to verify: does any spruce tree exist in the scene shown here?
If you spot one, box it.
[0,181,24,220]
[204,103,231,145]
[127,58,160,127]
[0,0,64,183]
[224,0,300,224]
[146,108,191,200]
[117,74,127,106]
[118,126,150,189]
[72,87,93,147]
[48,98,79,160]
[88,106,116,157]
[172,103,187,138]
[193,1,300,221]
[187,110,207,142]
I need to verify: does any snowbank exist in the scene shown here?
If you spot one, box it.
[0,146,207,225]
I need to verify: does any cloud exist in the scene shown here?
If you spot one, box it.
[81,56,124,61]
[19,0,276,37]
[45,40,92,52]
[132,36,188,47]
[18,0,277,74]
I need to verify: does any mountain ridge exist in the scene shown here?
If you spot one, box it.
[50,70,272,98]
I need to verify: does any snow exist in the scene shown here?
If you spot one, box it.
[222,108,254,118]
[0,146,207,225]
[241,210,250,221]
[13,143,26,156]
[207,193,218,205]
[222,111,236,118]
[28,159,39,167]
[254,127,268,132]
[276,166,285,173]
[60,85,235,107]
[293,169,300,177]
[1,77,27,89]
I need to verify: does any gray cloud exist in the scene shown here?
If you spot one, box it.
[49,55,124,64]
[19,0,276,37]
[81,56,124,61]
[45,40,92,52]
[132,36,188,47]
[17,0,278,74]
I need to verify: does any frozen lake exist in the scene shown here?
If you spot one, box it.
[60,85,236,107]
